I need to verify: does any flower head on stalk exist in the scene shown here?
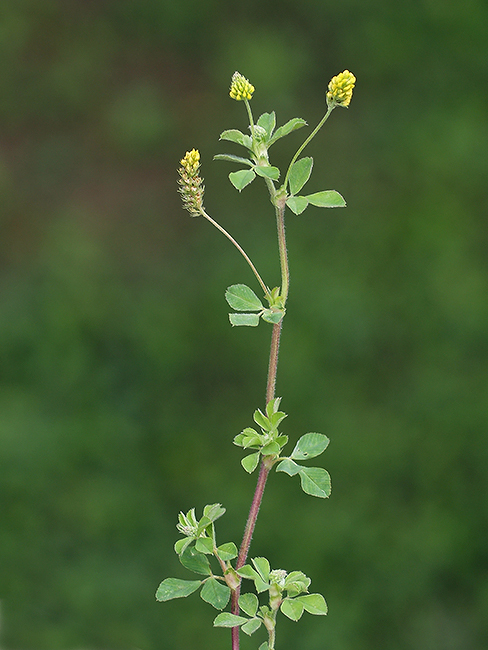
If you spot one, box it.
[229,71,255,101]
[178,149,204,217]
[326,70,356,108]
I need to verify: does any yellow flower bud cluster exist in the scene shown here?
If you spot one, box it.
[178,149,204,217]
[229,71,255,101]
[326,70,356,108]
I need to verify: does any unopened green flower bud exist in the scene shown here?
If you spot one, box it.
[251,125,267,142]
[229,71,255,101]
[326,70,356,108]
[178,149,205,217]
[269,569,287,588]
[176,508,199,536]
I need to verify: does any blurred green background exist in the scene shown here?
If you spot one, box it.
[1,1,488,649]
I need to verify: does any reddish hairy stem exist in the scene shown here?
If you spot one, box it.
[231,322,283,650]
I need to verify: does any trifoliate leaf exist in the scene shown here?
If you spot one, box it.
[304,190,346,208]
[155,578,201,601]
[225,284,263,311]
[291,433,330,460]
[200,577,231,610]
[288,157,313,195]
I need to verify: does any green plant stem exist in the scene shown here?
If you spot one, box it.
[268,618,276,650]
[283,105,334,192]
[266,321,283,405]
[275,201,289,304]
[244,98,254,131]
[200,208,271,301]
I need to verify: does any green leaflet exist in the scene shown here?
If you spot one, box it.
[241,617,262,636]
[239,593,259,617]
[305,190,346,208]
[241,452,260,473]
[213,612,248,628]
[257,112,276,137]
[288,157,313,195]
[216,542,238,561]
[280,597,304,621]
[155,578,201,601]
[219,129,252,149]
[268,117,307,145]
[291,432,330,460]
[179,546,211,575]
[255,165,280,181]
[213,153,254,166]
[229,169,256,191]
[298,467,332,498]
[252,556,270,582]
[275,458,301,476]
[296,593,328,615]
[200,577,230,610]
[225,284,263,311]
[203,503,226,523]
[229,313,260,327]
[286,196,309,215]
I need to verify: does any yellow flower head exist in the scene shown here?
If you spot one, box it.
[178,149,205,217]
[180,148,200,176]
[229,71,255,101]
[326,70,356,108]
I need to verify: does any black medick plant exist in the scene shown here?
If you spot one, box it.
[156,70,356,650]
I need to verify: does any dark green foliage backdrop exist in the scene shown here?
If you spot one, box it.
[1,1,488,649]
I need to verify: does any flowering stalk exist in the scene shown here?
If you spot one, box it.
[157,69,355,650]
[178,149,271,301]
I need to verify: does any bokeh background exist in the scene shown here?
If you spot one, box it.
[1,1,488,649]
